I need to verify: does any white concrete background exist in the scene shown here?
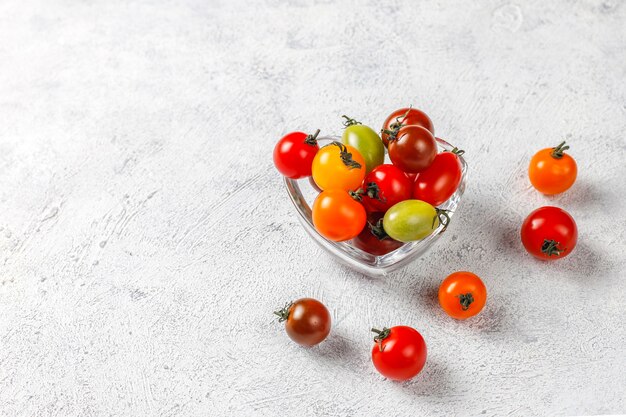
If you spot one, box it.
[0,0,625,416]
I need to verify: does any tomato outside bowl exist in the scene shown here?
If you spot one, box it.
[283,136,468,277]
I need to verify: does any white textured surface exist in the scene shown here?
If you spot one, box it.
[1,0,625,416]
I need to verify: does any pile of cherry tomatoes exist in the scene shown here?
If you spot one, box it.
[273,107,464,255]
[272,107,580,382]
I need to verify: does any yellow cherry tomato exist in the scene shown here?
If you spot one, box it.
[312,142,366,191]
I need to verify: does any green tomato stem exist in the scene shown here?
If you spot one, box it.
[305,129,320,146]
[369,219,390,241]
[541,239,564,256]
[329,141,362,170]
[457,293,474,311]
[371,327,391,352]
[341,115,361,127]
[434,208,451,232]
[273,302,293,322]
[551,141,570,159]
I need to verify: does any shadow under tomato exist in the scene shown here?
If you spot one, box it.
[395,357,453,397]
[461,299,509,334]
[305,332,362,366]
[543,241,615,281]
[411,280,510,334]
[542,179,609,210]
[412,282,440,314]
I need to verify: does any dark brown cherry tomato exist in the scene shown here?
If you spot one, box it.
[353,213,404,256]
[388,125,437,173]
[413,148,464,206]
[381,108,434,148]
[274,298,331,346]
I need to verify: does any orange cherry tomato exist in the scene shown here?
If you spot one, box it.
[312,189,366,241]
[528,141,577,195]
[438,272,487,320]
[312,142,366,191]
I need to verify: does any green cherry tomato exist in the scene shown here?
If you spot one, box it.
[341,116,385,173]
[383,200,439,242]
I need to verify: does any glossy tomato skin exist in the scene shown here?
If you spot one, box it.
[388,125,437,173]
[371,326,427,381]
[521,206,577,260]
[413,150,463,206]
[383,200,439,242]
[280,298,331,346]
[529,144,577,195]
[381,108,434,147]
[361,164,413,213]
[352,213,404,256]
[342,124,385,173]
[312,142,366,191]
[312,189,366,242]
[273,131,319,179]
[438,272,487,320]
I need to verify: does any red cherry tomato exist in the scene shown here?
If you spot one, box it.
[388,125,437,173]
[371,326,427,381]
[381,108,434,148]
[312,189,367,242]
[352,213,403,256]
[521,206,578,260]
[360,164,413,213]
[413,148,464,206]
[273,130,320,179]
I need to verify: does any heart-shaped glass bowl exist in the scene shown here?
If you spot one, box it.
[284,136,467,277]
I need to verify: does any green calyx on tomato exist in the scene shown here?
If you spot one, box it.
[550,141,570,159]
[348,182,386,203]
[363,182,385,202]
[341,115,362,127]
[329,141,362,170]
[434,208,451,232]
[450,147,465,156]
[369,219,390,240]
[341,115,385,173]
[304,129,321,146]
[349,182,384,201]
[541,239,564,257]
[273,301,293,322]
[382,107,411,142]
[371,327,391,352]
[457,293,474,311]
[348,189,363,201]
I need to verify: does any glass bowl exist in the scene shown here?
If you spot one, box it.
[284,136,467,277]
